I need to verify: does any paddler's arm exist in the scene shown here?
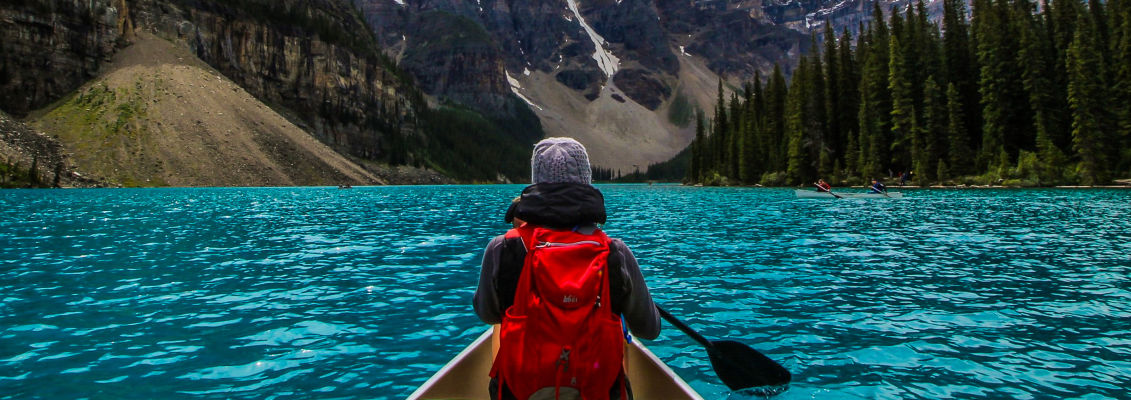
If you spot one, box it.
[609,239,661,340]
[473,235,507,324]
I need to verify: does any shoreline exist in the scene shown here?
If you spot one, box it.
[4,181,1131,189]
[728,183,1131,189]
[855,184,1131,189]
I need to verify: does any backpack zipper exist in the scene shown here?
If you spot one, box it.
[536,240,601,248]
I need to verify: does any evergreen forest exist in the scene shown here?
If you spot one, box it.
[687,0,1131,187]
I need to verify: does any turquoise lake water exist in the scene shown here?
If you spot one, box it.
[1,185,1129,399]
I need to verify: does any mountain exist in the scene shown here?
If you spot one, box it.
[760,0,933,34]
[1,0,925,185]
[0,0,522,186]
[351,0,933,172]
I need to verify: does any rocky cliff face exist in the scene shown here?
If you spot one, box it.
[761,0,933,36]
[658,0,807,79]
[1,0,419,165]
[397,10,512,114]
[357,0,812,105]
[357,0,605,114]
[0,0,128,116]
[130,0,418,162]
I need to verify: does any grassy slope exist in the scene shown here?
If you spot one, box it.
[30,33,385,187]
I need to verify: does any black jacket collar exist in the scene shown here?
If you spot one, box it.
[513,183,606,228]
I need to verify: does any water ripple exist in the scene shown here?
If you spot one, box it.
[1,186,1128,399]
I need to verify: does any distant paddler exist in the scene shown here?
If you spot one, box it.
[870,178,889,196]
[814,179,841,199]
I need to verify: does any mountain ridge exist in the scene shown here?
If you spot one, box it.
[353,0,820,171]
[1,0,532,186]
[1,0,925,185]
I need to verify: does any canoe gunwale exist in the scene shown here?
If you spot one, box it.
[406,328,494,400]
[407,326,704,400]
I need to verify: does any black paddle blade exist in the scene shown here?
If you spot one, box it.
[706,340,792,390]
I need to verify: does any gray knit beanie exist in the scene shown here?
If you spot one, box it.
[531,137,592,185]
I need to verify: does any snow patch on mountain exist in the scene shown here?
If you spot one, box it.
[507,71,543,111]
[566,0,619,79]
[805,0,850,28]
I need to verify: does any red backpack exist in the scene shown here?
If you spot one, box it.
[490,225,626,400]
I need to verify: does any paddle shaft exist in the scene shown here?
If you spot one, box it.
[656,306,713,349]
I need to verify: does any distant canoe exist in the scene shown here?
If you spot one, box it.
[794,189,903,199]
[407,327,704,400]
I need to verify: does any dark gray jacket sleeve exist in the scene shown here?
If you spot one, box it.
[472,235,506,324]
[610,239,661,340]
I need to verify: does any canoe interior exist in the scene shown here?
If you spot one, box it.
[407,326,704,400]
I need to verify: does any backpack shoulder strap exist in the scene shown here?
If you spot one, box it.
[503,225,539,315]
[504,225,538,252]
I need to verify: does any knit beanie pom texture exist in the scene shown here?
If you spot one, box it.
[531,137,592,185]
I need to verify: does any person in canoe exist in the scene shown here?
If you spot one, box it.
[871,178,887,194]
[815,179,832,192]
[474,137,661,400]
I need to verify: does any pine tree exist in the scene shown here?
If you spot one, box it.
[916,0,941,80]
[1113,0,1131,174]
[902,2,926,124]
[921,76,946,183]
[946,82,975,175]
[1018,0,1071,184]
[805,34,830,178]
[1068,6,1114,184]
[744,73,765,182]
[768,65,789,172]
[1091,0,1112,67]
[1050,0,1082,152]
[1114,0,1126,44]
[713,79,728,177]
[1036,122,1070,185]
[975,0,1031,172]
[1051,0,1081,76]
[916,1,945,116]
[823,22,842,176]
[838,28,861,175]
[858,4,892,177]
[944,0,982,155]
[889,33,915,174]
[786,58,813,184]
[729,93,744,180]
